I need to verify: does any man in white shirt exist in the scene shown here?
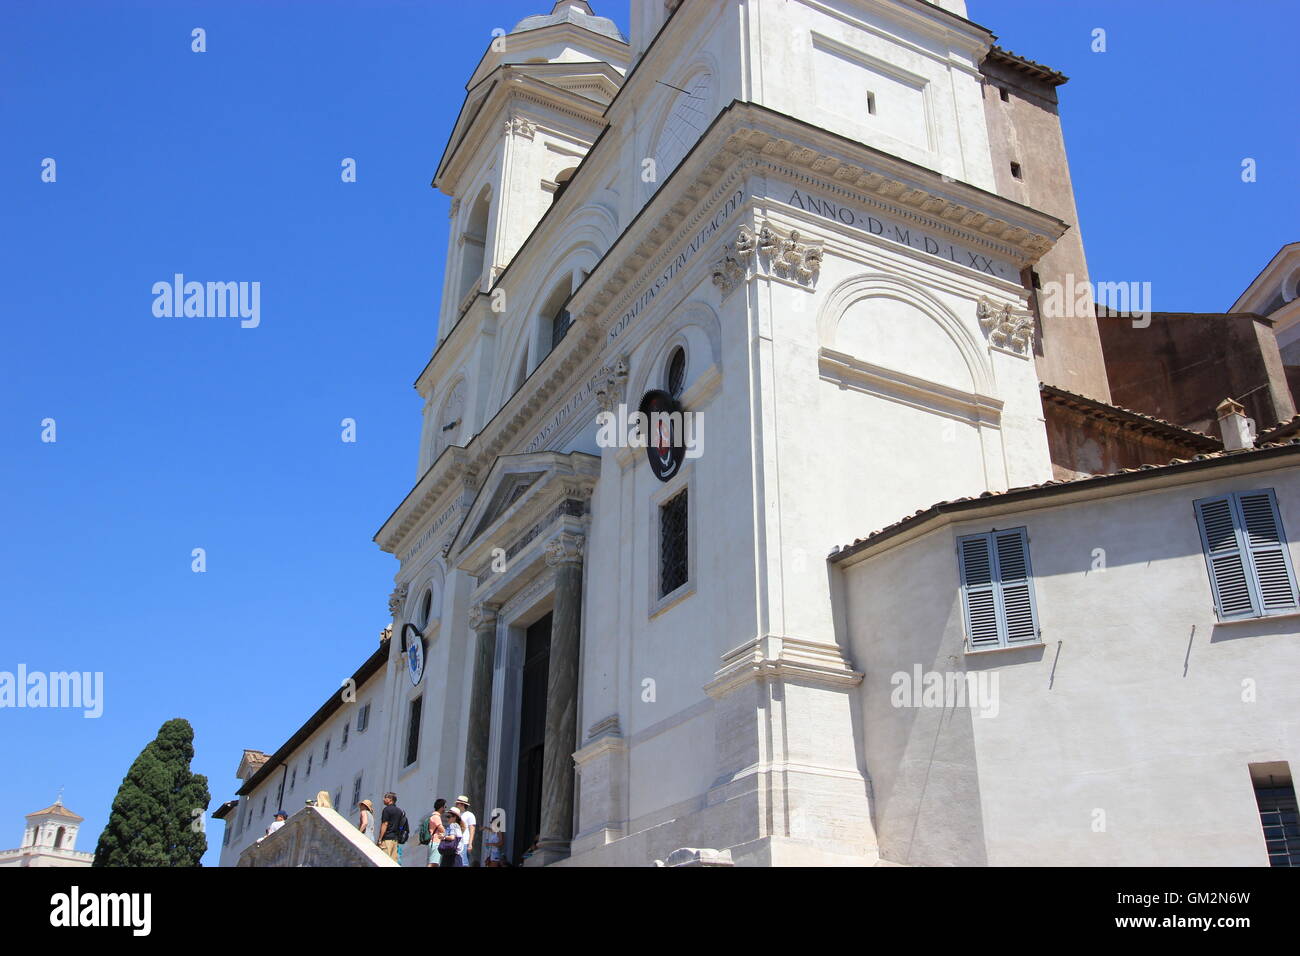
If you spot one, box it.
[454,796,476,866]
[257,810,287,843]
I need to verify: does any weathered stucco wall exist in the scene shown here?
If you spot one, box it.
[1099,313,1296,433]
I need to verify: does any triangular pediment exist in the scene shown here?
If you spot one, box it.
[448,451,599,571]
[469,471,544,542]
[1231,241,1300,316]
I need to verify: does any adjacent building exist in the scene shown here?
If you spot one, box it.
[0,798,94,868]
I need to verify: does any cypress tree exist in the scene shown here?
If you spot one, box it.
[93,718,210,866]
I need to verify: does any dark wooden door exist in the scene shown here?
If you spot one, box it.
[513,612,551,862]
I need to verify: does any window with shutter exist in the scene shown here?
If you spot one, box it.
[957,527,1040,650]
[1195,489,1298,620]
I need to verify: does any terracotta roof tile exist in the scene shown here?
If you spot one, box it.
[830,440,1300,562]
[1040,383,1220,448]
[986,46,1068,86]
[26,801,83,822]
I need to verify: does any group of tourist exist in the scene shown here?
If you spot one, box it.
[355,791,509,866]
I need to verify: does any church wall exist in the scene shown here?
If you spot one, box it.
[752,191,1051,646]
[748,0,997,191]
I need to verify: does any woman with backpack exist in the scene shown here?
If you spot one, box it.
[423,798,447,867]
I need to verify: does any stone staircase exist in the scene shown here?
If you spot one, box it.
[237,805,399,867]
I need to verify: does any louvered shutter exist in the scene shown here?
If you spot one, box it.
[992,528,1039,644]
[1237,491,1298,613]
[1196,495,1259,618]
[958,533,1001,648]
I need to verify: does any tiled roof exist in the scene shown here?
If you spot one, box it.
[986,46,1068,86]
[1259,414,1300,443]
[26,801,83,822]
[830,440,1300,563]
[236,640,390,797]
[1041,383,1221,449]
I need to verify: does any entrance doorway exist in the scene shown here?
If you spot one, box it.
[512,612,551,863]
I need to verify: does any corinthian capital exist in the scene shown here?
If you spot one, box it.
[544,532,585,567]
[468,603,499,633]
[387,583,409,618]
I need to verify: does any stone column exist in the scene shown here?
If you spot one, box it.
[535,531,584,864]
[464,601,499,865]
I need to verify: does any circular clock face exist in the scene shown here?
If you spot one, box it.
[648,71,714,196]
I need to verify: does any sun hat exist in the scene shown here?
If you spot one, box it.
[455,795,471,806]
[359,799,373,812]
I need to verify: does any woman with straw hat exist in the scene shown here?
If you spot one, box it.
[439,806,464,867]
[357,799,374,837]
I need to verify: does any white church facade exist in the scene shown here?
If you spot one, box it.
[216,0,1300,867]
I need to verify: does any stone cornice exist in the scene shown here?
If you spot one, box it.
[380,103,1066,559]
[704,635,864,700]
[436,69,614,192]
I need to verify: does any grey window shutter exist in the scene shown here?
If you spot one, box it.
[1237,491,1298,613]
[1194,490,1298,619]
[992,528,1039,644]
[1196,495,1262,618]
[958,533,1001,648]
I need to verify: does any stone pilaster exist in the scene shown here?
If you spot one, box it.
[463,601,499,864]
[571,715,628,855]
[703,634,878,866]
[533,531,585,865]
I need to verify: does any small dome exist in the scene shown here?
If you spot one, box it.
[511,1,625,43]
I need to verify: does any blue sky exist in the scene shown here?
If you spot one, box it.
[0,1,1294,866]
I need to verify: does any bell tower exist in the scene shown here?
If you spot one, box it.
[431,1,630,341]
[0,795,93,867]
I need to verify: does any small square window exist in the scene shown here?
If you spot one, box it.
[999,87,1010,102]
[1010,161,1023,180]
[659,489,689,597]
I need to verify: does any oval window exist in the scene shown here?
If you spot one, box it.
[666,347,687,399]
